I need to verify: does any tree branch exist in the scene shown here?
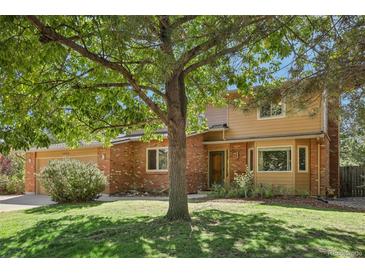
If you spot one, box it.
[184,18,286,75]
[26,15,168,124]
[169,16,198,29]
[177,16,269,72]
[73,82,165,98]
[90,118,161,133]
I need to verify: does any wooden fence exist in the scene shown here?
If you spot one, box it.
[340,166,365,197]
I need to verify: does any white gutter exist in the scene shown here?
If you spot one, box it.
[111,131,209,145]
[203,133,325,145]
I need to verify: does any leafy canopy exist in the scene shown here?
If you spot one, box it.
[0,16,364,153]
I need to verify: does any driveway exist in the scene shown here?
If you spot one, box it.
[0,195,56,212]
[0,193,208,212]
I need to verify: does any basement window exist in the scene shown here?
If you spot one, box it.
[257,147,292,172]
[147,147,168,171]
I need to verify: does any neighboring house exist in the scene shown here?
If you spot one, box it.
[24,91,340,196]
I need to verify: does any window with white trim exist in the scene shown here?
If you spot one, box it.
[147,148,168,171]
[258,147,292,172]
[258,102,285,119]
[298,146,308,172]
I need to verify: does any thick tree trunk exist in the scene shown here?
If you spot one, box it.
[165,73,190,221]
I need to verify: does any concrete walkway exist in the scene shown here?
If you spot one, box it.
[327,197,365,210]
[0,193,208,212]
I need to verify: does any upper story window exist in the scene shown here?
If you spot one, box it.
[147,147,168,171]
[258,102,285,119]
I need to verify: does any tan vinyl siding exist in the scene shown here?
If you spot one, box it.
[205,105,228,127]
[36,148,98,159]
[225,98,322,139]
[203,131,224,141]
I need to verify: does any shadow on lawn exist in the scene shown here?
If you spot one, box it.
[1,209,364,258]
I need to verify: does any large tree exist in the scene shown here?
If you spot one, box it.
[0,16,362,220]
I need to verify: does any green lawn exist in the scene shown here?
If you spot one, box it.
[0,199,364,258]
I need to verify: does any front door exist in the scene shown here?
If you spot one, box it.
[209,151,225,187]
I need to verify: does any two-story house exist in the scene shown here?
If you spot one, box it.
[25,91,340,196]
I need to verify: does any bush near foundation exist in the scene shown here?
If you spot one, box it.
[210,168,299,199]
[40,159,106,203]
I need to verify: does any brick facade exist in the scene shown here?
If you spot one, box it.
[328,105,340,195]
[109,142,135,193]
[309,139,318,195]
[229,142,247,179]
[97,147,111,193]
[320,137,331,195]
[309,137,331,196]
[108,134,208,194]
[308,98,340,197]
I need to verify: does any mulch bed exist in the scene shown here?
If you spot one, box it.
[210,196,365,212]
[112,190,168,197]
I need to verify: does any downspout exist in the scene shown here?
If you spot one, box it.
[322,88,328,134]
[317,141,321,196]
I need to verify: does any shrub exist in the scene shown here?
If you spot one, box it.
[232,169,254,198]
[210,167,294,199]
[40,159,107,203]
[0,152,25,194]
[210,184,227,198]
[295,189,310,198]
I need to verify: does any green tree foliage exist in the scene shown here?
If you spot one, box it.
[0,151,25,194]
[340,89,365,166]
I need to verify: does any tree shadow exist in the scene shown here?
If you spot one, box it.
[0,209,364,258]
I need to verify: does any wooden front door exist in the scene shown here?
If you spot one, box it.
[209,151,225,186]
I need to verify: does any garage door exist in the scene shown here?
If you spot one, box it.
[35,149,98,195]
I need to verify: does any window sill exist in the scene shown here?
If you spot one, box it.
[146,170,168,174]
[257,170,292,173]
[257,115,286,120]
